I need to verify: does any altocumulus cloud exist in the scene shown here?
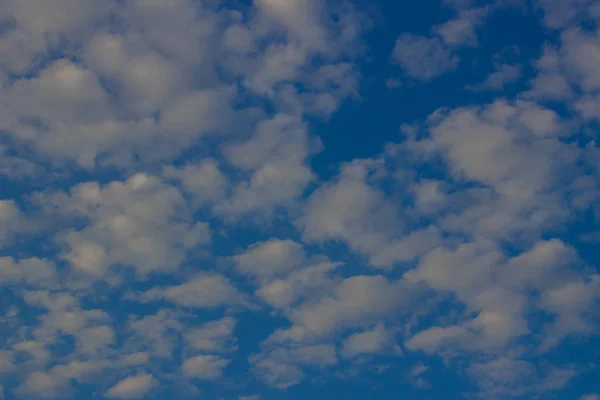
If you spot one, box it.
[0,0,599,399]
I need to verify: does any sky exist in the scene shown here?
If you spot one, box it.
[0,0,600,399]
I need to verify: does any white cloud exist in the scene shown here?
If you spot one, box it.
[282,275,419,338]
[0,0,362,169]
[163,159,228,206]
[299,161,443,268]
[76,325,115,356]
[413,100,580,242]
[0,257,55,286]
[0,199,38,248]
[467,357,576,398]
[580,395,600,400]
[392,34,459,81]
[233,239,306,278]
[0,351,14,374]
[15,360,112,398]
[255,260,341,309]
[106,373,157,399]
[0,145,42,179]
[255,0,329,51]
[408,362,431,389]
[468,63,521,91]
[185,317,237,354]
[137,274,247,309]
[435,7,489,47]
[125,310,184,359]
[250,344,337,389]
[539,275,600,349]
[341,324,400,358]
[181,354,230,380]
[215,114,315,217]
[40,173,210,278]
[536,0,595,29]
[524,46,573,101]
[1,0,599,398]
[404,238,594,354]
[561,27,600,92]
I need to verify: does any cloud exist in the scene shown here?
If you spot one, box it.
[561,27,600,92]
[15,360,112,398]
[580,395,600,400]
[181,354,230,380]
[163,160,228,206]
[536,0,596,29]
[299,161,444,268]
[0,0,363,169]
[391,4,493,82]
[468,63,521,91]
[239,396,262,400]
[215,114,315,218]
[0,257,56,287]
[404,238,594,354]
[39,173,211,278]
[0,352,13,374]
[184,317,237,354]
[233,239,306,278]
[435,7,489,47]
[411,99,582,242]
[255,260,341,309]
[392,34,459,81]
[0,199,38,248]
[524,46,573,101]
[282,275,420,338]
[137,274,247,309]
[408,362,431,389]
[467,357,576,398]
[106,373,157,399]
[250,344,337,389]
[341,324,400,358]
[1,0,600,399]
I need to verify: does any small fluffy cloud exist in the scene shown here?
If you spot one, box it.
[392,34,459,81]
[467,357,576,398]
[137,274,247,309]
[580,395,600,400]
[299,161,442,268]
[233,239,306,278]
[0,257,56,287]
[163,160,228,206]
[184,317,237,354]
[283,275,419,338]
[0,199,38,248]
[215,114,315,217]
[40,173,210,278]
[255,260,341,309]
[408,362,431,389]
[468,63,521,91]
[435,7,489,47]
[250,344,337,389]
[15,360,112,398]
[341,324,400,358]
[106,373,157,399]
[181,354,230,380]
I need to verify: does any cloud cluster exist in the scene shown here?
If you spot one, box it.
[1,0,599,399]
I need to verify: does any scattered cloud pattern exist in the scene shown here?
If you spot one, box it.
[0,0,599,399]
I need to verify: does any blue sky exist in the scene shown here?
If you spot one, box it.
[1,0,600,399]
